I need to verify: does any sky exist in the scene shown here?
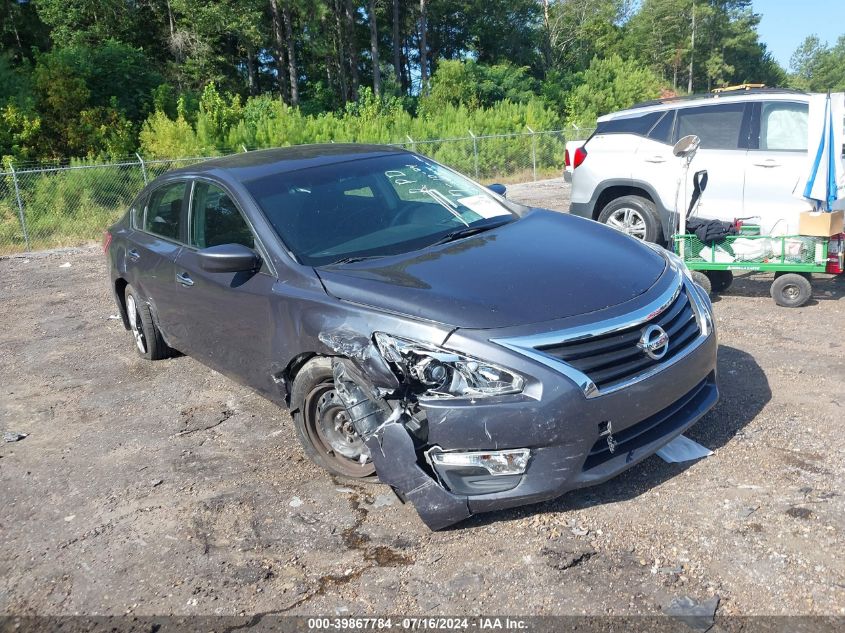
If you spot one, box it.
[754,0,845,70]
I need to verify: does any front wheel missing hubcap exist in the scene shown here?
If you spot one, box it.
[307,384,374,476]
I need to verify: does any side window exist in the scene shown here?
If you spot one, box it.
[190,182,255,249]
[760,102,808,151]
[676,103,746,150]
[648,111,675,144]
[144,182,187,241]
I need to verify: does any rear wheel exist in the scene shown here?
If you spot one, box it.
[597,195,663,243]
[690,271,712,296]
[291,357,376,479]
[770,273,812,308]
[707,270,733,293]
[124,285,169,360]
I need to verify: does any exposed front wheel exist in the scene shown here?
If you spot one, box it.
[291,357,376,479]
[597,195,663,243]
[124,285,169,360]
[770,273,812,308]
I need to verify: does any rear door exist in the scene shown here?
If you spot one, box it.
[673,102,750,222]
[632,110,677,213]
[172,180,277,394]
[743,100,812,229]
[128,180,188,339]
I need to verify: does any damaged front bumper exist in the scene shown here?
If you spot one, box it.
[322,266,719,530]
[329,323,718,530]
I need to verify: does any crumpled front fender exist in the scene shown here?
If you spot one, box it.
[328,352,471,530]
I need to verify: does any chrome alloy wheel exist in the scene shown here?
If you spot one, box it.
[125,294,147,354]
[606,207,647,239]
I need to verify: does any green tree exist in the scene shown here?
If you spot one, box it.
[565,55,663,126]
[29,43,159,158]
[35,0,139,48]
[788,35,845,91]
[1,0,49,63]
[420,60,537,112]
[544,0,624,76]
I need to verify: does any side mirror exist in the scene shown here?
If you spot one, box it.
[198,243,260,273]
[488,183,507,197]
[673,134,701,158]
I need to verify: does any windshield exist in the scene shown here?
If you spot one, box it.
[243,153,515,266]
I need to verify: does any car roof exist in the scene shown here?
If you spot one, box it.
[167,143,410,182]
[599,89,810,122]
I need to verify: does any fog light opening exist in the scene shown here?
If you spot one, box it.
[428,448,531,476]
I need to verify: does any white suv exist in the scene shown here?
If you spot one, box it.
[570,89,842,242]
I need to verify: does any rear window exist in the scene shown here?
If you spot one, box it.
[760,102,808,151]
[144,182,186,241]
[596,111,663,136]
[676,103,746,150]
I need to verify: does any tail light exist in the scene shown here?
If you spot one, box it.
[827,234,844,274]
[573,146,588,169]
[564,149,571,168]
[102,230,112,254]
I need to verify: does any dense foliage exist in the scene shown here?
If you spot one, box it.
[0,0,838,164]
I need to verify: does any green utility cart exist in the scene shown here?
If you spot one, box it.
[673,231,834,308]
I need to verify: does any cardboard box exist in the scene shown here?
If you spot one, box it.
[799,210,844,237]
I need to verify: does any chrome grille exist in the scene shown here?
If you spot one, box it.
[535,287,700,391]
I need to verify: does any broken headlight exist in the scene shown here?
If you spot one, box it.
[374,333,524,399]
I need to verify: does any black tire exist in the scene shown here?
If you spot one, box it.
[707,270,733,293]
[597,195,663,243]
[770,273,812,308]
[691,271,712,295]
[290,357,376,479]
[124,285,169,360]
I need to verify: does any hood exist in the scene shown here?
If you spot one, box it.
[316,210,666,329]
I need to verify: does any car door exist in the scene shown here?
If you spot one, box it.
[673,102,750,223]
[172,180,277,395]
[128,180,188,339]
[632,110,677,216]
[743,100,812,231]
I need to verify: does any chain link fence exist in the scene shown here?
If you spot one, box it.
[0,128,591,255]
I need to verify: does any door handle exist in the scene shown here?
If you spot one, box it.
[175,272,194,287]
[753,159,781,168]
[127,249,140,262]
[644,155,667,163]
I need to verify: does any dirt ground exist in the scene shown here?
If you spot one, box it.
[1,181,844,619]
